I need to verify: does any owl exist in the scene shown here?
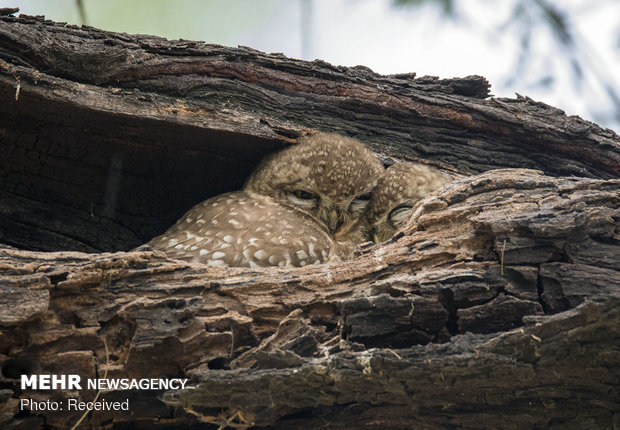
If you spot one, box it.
[366,162,452,243]
[147,133,384,268]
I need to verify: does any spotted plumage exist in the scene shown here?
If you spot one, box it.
[148,133,384,267]
[367,162,452,243]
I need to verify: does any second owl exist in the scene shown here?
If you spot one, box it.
[367,161,452,243]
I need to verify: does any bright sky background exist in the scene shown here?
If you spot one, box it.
[9,0,620,133]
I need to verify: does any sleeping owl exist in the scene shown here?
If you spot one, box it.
[366,161,452,243]
[148,133,384,267]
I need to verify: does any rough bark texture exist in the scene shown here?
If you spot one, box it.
[0,11,619,430]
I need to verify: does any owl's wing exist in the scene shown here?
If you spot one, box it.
[148,192,338,268]
[148,192,242,266]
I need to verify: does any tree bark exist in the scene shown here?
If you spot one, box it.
[0,11,619,430]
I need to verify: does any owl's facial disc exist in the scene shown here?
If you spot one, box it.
[285,189,344,234]
[323,191,371,235]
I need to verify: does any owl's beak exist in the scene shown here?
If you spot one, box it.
[325,209,342,233]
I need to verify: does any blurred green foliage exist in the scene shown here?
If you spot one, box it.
[393,0,454,16]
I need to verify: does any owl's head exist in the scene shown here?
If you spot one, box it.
[367,162,452,243]
[244,132,384,243]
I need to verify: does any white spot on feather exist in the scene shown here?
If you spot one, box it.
[207,259,226,267]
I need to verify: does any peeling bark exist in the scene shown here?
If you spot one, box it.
[2,13,619,252]
[0,12,619,430]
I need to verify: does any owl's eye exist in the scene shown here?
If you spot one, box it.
[350,192,372,213]
[388,205,413,228]
[292,190,317,200]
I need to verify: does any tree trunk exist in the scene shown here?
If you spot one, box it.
[0,11,619,430]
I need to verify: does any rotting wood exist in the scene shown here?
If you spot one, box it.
[2,169,619,429]
[0,11,619,430]
[1,13,619,252]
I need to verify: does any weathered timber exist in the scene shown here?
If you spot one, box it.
[1,13,619,252]
[0,11,619,430]
[2,168,619,429]
[166,296,620,429]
